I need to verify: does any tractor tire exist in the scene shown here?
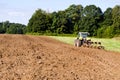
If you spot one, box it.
[74,39,81,47]
[76,41,80,47]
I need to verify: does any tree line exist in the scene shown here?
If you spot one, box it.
[27,4,120,38]
[0,21,26,34]
[0,4,120,38]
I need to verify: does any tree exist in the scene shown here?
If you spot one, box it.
[102,8,113,26]
[6,24,17,34]
[112,5,120,35]
[6,23,26,34]
[51,11,69,34]
[0,21,26,34]
[81,5,103,36]
[27,9,52,33]
[65,4,83,33]
[97,26,105,38]
[96,8,114,38]
[0,23,5,33]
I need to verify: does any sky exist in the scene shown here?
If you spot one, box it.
[0,0,120,25]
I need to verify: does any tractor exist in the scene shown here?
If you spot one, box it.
[74,32,104,49]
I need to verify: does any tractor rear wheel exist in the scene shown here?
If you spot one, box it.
[74,39,81,47]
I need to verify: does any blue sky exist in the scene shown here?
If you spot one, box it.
[0,0,120,25]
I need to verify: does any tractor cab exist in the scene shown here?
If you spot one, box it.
[78,32,89,40]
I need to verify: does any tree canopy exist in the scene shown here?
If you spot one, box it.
[0,21,26,34]
[26,4,120,38]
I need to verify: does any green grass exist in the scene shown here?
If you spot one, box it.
[50,36,120,52]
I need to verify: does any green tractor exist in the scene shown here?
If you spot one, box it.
[74,32,104,49]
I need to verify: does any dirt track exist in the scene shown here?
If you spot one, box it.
[0,34,120,80]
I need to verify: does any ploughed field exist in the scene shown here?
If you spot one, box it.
[0,34,120,80]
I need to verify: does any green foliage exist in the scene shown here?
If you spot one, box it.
[26,4,120,38]
[97,26,114,38]
[97,26,105,38]
[27,9,52,33]
[0,21,26,34]
[80,5,103,36]
[102,8,113,26]
[112,5,120,35]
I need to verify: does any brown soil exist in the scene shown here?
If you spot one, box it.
[0,34,120,80]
